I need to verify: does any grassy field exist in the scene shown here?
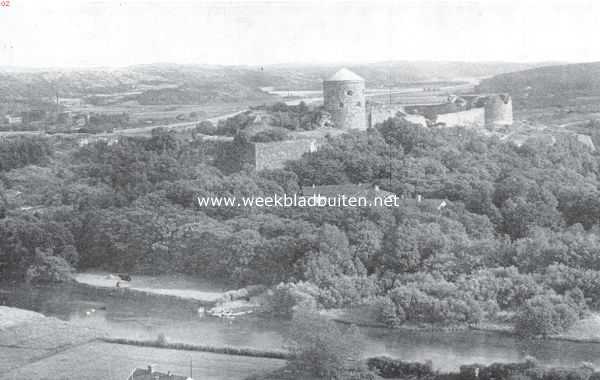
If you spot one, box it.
[0,305,285,380]
[74,272,226,303]
[1,341,285,380]
[0,306,46,329]
[67,99,274,123]
[0,308,100,374]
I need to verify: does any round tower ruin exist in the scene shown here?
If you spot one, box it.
[484,94,513,127]
[323,68,367,130]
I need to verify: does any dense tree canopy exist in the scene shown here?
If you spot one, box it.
[3,116,600,334]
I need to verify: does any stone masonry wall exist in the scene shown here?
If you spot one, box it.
[484,94,513,126]
[435,108,485,128]
[368,103,404,128]
[254,139,318,171]
[323,81,367,130]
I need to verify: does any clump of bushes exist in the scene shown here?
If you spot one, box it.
[194,120,217,135]
[372,297,406,328]
[0,136,51,172]
[366,357,596,380]
[514,290,585,337]
[155,333,167,346]
[367,357,434,378]
[264,282,319,318]
[286,311,369,379]
[377,281,485,326]
[317,275,379,309]
[218,285,266,303]
[249,128,289,142]
[25,248,74,284]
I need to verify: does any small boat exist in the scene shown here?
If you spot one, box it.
[207,308,254,319]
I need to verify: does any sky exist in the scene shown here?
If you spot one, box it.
[0,0,599,68]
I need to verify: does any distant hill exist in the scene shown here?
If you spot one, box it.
[0,61,557,106]
[259,61,557,89]
[477,61,600,109]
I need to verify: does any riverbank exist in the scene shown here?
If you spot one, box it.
[72,274,600,345]
[74,272,226,304]
[322,307,600,344]
[5,281,600,372]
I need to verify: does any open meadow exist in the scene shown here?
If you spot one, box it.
[1,341,284,380]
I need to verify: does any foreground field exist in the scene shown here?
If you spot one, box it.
[1,341,285,380]
[0,305,284,380]
[0,307,100,374]
[0,306,46,329]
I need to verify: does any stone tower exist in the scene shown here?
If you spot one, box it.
[484,94,513,127]
[323,68,367,130]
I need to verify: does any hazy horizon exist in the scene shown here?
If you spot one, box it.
[0,59,572,73]
[0,0,598,68]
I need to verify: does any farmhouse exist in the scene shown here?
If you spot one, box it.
[127,365,192,380]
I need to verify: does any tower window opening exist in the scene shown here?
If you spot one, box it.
[339,102,344,108]
[346,90,353,96]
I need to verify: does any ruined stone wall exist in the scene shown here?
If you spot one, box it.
[435,108,485,128]
[254,139,318,171]
[216,138,319,172]
[484,94,513,126]
[323,80,367,130]
[404,103,463,120]
[367,103,428,128]
[368,103,404,128]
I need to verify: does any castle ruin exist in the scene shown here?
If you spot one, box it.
[216,68,514,172]
[323,68,368,131]
[321,68,513,130]
[216,137,319,173]
[483,94,513,127]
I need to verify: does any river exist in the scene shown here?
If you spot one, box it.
[2,281,600,372]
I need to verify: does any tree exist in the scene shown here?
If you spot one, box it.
[286,311,367,379]
[25,248,74,284]
[304,224,356,286]
[514,293,578,337]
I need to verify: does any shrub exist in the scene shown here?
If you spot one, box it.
[385,282,484,325]
[265,282,319,318]
[194,120,217,135]
[514,294,579,337]
[318,275,379,308]
[372,297,406,328]
[478,361,537,380]
[286,311,368,379]
[156,333,167,346]
[25,249,74,284]
[367,356,434,379]
[249,128,288,142]
[588,372,600,380]
[541,368,592,380]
